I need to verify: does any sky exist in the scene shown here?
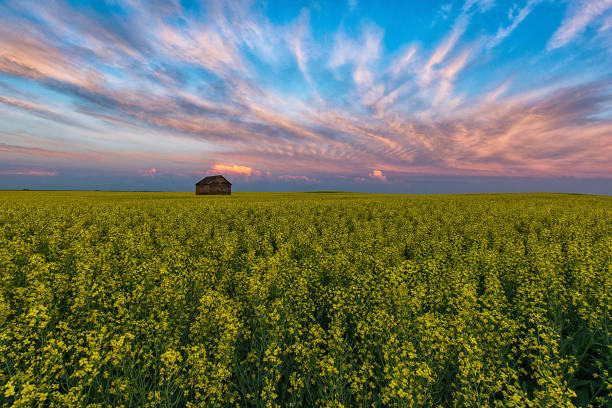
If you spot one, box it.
[0,0,611,194]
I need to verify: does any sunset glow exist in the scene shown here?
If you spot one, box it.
[0,0,610,193]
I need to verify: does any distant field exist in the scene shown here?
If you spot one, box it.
[0,191,610,407]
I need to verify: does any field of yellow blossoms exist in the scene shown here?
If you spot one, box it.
[0,191,610,407]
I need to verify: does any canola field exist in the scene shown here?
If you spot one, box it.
[0,191,610,407]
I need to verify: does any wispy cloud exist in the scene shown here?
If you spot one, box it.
[438,3,453,20]
[488,0,541,49]
[0,169,58,176]
[390,45,418,78]
[0,0,610,190]
[462,0,495,13]
[0,143,97,160]
[289,10,315,89]
[421,13,469,85]
[548,0,612,49]
[329,23,383,88]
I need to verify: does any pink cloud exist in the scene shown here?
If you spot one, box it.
[0,143,97,160]
[0,169,58,176]
[209,163,258,176]
[138,168,157,176]
[369,169,387,181]
[0,25,104,90]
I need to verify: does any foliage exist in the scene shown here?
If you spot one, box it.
[0,191,610,407]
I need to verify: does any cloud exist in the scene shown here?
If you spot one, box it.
[278,174,316,182]
[488,0,541,49]
[548,0,612,50]
[138,168,157,176]
[601,13,612,31]
[209,163,256,176]
[369,169,387,181]
[0,0,609,186]
[0,143,97,160]
[0,169,58,176]
[462,0,495,13]
[435,80,612,177]
[421,13,469,84]
[0,19,106,90]
[158,24,244,77]
[329,24,383,87]
[0,94,92,129]
[390,45,418,77]
[288,9,314,88]
[438,3,453,20]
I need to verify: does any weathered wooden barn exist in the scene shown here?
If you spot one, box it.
[195,175,231,195]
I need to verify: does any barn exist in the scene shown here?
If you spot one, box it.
[195,175,231,195]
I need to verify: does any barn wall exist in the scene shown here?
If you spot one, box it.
[196,184,231,195]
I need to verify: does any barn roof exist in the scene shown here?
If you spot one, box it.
[196,175,232,185]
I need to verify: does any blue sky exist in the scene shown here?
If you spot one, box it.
[0,0,611,193]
